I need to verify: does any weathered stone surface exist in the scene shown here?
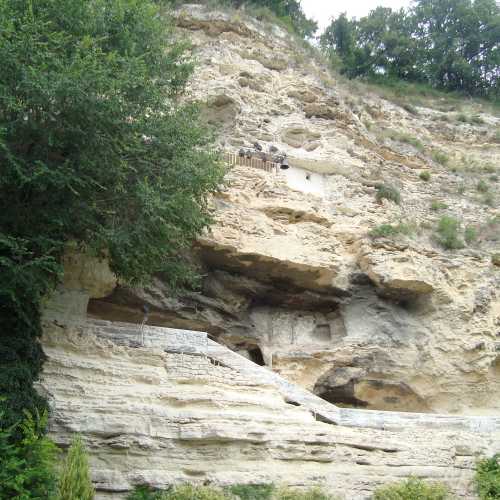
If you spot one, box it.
[61,248,116,299]
[39,319,500,500]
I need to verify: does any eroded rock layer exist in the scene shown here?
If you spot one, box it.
[39,319,499,500]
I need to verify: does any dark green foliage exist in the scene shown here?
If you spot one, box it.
[0,0,224,430]
[57,435,94,500]
[229,484,275,500]
[321,0,500,99]
[436,216,465,250]
[0,406,58,499]
[419,171,431,181]
[375,184,401,204]
[373,477,450,499]
[475,455,500,499]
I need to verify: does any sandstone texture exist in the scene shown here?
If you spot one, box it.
[39,319,500,500]
[88,4,500,417]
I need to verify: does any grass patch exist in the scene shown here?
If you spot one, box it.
[127,485,338,500]
[430,200,448,211]
[380,130,425,152]
[375,184,401,204]
[419,171,431,181]
[229,485,275,500]
[432,150,449,166]
[465,226,477,244]
[477,180,489,193]
[374,477,451,500]
[370,222,415,239]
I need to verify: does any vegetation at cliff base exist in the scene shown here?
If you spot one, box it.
[127,485,337,500]
[57,435,95,500]
[373,477,451,500]
[475,455,500,499]
[0,408,58,499]
[321,0,500,100]
[0,0,224,442]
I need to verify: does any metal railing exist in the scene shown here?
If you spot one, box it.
[224,152,279,174]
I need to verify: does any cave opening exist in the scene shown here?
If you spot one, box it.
[315,381,368,409]
[247,346,266,366]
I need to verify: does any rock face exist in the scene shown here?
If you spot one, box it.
[86,4,500,417]
[39,318,500,499]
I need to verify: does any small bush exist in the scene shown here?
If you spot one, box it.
[475,455,500,499]
[419,171,431,181]
[492,254,500,267]
[376,184,401,204]
[457,113,468,122]
[465,226,477,244]
[229,484,274,500]
[477,180,489,192]
[370,223,414,239]
[436,216,464,250]
[57,435,94,500]
[373,477,451,500]
[430,200,448,211]
[432,151,449,166]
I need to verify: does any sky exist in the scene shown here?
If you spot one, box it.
[301,0,413,33]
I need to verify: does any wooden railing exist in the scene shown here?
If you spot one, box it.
[224,152,279,174]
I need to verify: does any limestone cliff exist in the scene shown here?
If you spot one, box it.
[38,318,500,500]
[87,4,500,417]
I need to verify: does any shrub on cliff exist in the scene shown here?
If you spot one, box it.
[375,184,401,205]
[0,0,225,429]
[373,477,451,500]
[436,216,465,250]
[475,455,500,500]
[0,407,58,499]
[57,435,95,500]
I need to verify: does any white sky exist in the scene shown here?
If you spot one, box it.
[301,0,413,33]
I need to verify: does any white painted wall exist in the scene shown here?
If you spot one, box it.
[280,165,325,196]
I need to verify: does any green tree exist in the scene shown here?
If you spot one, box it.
[0,406,58,499]
[0,0,225,428]
[321,0,500,98]
[57,435,94,500]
